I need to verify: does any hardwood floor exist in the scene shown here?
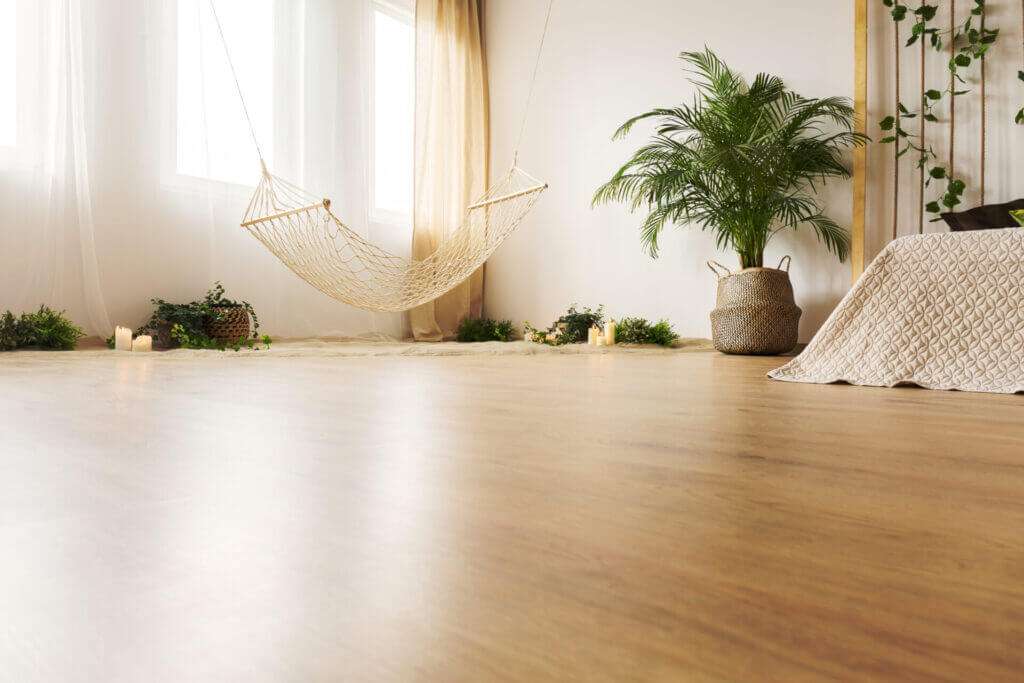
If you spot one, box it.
[1,348,1023,682]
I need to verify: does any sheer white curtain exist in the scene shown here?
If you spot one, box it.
[0,0,412,339]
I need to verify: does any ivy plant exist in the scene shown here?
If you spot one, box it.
[138,282,263,349]
[524,304,605,345]
[878,0,1003,216]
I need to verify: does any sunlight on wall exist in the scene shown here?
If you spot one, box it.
[0,0,16,147]
[372,5,415,219]
[176,0,274,186]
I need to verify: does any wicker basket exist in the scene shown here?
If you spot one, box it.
[204,305,251,344]
[708,256,801,355]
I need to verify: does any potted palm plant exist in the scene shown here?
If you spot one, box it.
[593,48,865,354]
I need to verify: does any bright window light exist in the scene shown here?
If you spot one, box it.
[0,0,16,147]
[177,0,273,186]
[373,4,415,218]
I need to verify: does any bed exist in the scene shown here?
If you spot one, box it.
[769,228,1024,394]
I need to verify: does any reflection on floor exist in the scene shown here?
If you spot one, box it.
[2,349,1022,681]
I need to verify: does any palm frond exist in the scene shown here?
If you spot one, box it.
[593,48,860,266]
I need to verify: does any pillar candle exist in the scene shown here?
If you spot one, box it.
[605,319,616,345]
[596,333,606,346]
[588,325,599,345]
[114,326,132,351]
[131,335,153,352]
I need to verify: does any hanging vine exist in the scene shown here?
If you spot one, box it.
[878,0,999,217]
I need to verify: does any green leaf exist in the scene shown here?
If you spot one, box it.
[1016,108,1024,125]
[879,116,895,130]
[929,167,946,179]
[879,136,897,144]
[924,114,939,122]
[925,201,941,213]
[954,53,972,67]
[891,5,908,20]
[949,179,966,194]
[925,89,942,100]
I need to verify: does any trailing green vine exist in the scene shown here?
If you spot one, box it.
[878,0,1001,216]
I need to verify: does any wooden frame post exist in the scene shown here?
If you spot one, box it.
[851,0,868,283]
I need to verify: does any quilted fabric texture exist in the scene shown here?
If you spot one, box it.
[769,229,1024,394]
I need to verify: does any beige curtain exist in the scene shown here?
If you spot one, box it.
[409,0,489,341]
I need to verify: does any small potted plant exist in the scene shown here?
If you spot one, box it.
[139,282,263,350]
[593,48,865,354]
[201,282,259,345]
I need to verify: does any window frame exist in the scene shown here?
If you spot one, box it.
[368,0,415,228]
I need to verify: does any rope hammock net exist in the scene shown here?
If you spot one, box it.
[241,166,546,312]
[209,0,552,313]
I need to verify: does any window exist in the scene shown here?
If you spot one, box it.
[176,0,274,186]
[371,1,415,220]
[0,0,16,147]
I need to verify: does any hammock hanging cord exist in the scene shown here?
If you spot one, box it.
[205,0,553,312]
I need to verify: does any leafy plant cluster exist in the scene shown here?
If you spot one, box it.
[878,0,1010,217]
[522,306,679,347]
[169,324,272,352]
[0,306,85,351]
[593,48,863,269]
[615,317,680,346]
[524,304,605,345]
[455,317,515,342]
[134,282,269,351]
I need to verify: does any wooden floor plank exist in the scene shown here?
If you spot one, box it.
[0,350,1022,681]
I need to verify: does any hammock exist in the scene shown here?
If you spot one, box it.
[241,165,546,312]
[209,0,553,312]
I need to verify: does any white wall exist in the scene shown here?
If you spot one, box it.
[483,0,856,341]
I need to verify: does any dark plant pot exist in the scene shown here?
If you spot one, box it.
[708,258,802,355]
[204,305,251,345]
[148,321,175,350]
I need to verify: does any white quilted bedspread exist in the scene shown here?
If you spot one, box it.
[769,228,1024,394]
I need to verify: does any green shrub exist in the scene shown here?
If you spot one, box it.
[0,306,84,351]
[456,317,515,342]
[645,320,680,346]
[0,311,26,351]
[615,317,679,346]
[615,317,650,344]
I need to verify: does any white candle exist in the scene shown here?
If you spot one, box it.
[605,319,616,345]
[132,335,153,352]
[596,333,606,346]
[588,325,599,345]
[114,326,133,351]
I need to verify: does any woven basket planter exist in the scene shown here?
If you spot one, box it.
[204,305,251,344]
[708,256,801,355]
